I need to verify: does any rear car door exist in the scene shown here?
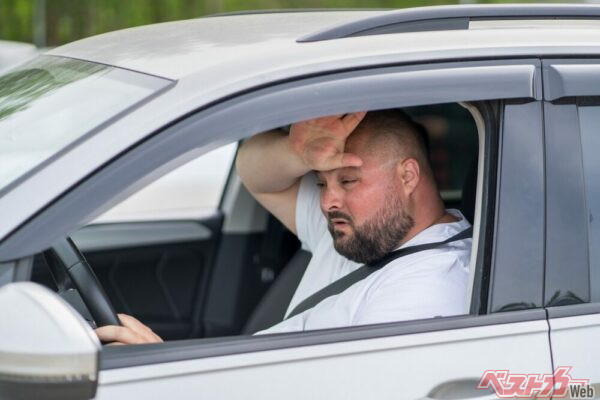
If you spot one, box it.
[543,59,600,396]
[95,59,553,399]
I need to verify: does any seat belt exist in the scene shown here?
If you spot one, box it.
[286,227,473,319]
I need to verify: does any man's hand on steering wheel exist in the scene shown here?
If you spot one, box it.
[47,237,162,345]
[95,314,163,345]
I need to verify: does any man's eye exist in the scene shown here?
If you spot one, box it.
[341,179,357,185]
[316,182,325,188]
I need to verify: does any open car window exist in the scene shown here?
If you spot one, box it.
[28,103,480,340]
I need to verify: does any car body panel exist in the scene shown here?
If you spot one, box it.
[96,315,551,399]
[547,305,600,394]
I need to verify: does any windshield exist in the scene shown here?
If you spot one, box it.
[0,55,171,192]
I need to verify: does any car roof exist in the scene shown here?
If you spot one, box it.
[47,11,383,79]
[46,5,600,80]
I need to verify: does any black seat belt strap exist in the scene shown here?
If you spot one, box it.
[286,227,472,319]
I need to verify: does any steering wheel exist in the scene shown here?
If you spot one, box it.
[45,237,121,327]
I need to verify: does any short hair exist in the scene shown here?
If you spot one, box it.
[356,109,432,174]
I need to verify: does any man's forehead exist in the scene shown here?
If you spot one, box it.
[346,130,392,163]
[346,126,372,150]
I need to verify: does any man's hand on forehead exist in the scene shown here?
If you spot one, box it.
[289,112,366,172]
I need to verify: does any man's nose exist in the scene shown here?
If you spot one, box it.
[321,185,343,211]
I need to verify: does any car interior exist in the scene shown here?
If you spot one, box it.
[30,102,480,342]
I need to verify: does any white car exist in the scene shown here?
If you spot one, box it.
[1,5,600,399]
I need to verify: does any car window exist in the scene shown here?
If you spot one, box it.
[92,143,238,224]
[406,104,479,205]
[577,104,600,302]
[48,103,480,341]
[0,55,171,193]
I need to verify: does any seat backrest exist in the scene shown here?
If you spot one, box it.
[460,154,478,225]
[242,249,311,334]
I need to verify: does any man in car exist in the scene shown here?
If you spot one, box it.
[96,109,471,343]
[238,109,472,334]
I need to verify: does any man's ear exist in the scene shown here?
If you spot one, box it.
[397,158,420,196]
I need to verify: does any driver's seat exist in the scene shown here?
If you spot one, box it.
[242,249,311,334]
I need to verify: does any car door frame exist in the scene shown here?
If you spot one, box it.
[2,56,550,399]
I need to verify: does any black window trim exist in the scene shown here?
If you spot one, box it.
[543,101,590,308]
[540,58,600,315]
[486,99,546,313]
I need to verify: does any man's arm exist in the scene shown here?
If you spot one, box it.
[236,130,308,234]
[236,112,367,234]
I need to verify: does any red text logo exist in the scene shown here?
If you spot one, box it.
[477,366,592,398]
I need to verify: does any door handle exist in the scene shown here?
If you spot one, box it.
[419,378,496,400]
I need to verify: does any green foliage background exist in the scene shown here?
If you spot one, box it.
[1,0,552,46]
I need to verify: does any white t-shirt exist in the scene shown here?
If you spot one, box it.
[257,173,472,335]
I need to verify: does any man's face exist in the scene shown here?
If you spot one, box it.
[316,132,415,264]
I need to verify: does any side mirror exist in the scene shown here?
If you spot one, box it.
[0,282,101,400]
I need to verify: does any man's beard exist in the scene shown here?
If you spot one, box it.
[327,193,414,264]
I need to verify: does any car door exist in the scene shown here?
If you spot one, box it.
[89,59,553,400]
[542,59,600,397]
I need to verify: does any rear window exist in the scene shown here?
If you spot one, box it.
[0,55,171,193]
